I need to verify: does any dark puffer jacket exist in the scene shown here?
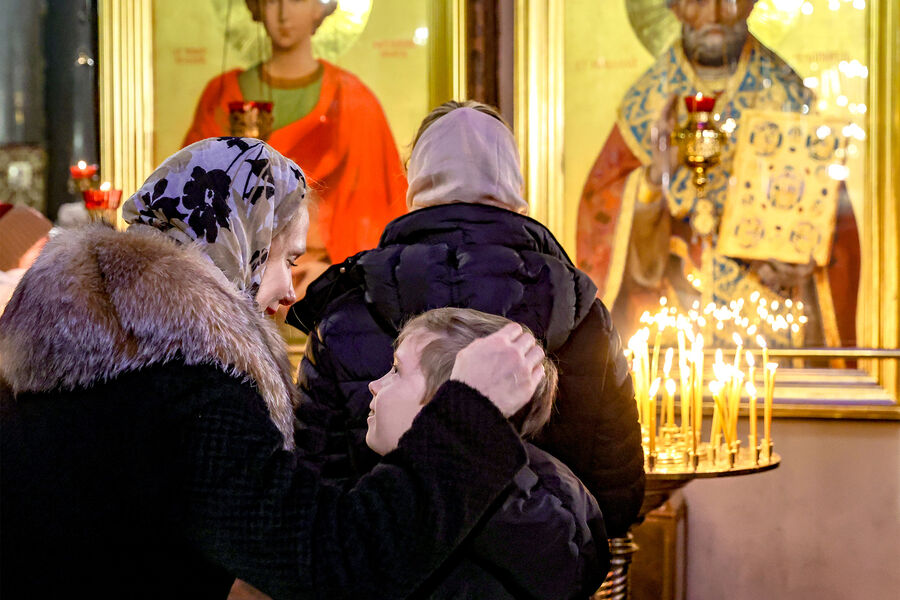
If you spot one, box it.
[417,443,609,599]
[289,203,645,537]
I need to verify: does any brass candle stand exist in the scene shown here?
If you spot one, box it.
[596,301,783,600]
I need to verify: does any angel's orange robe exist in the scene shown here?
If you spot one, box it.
[184,60,408,263]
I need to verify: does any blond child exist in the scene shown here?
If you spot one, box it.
[366,307,610,600]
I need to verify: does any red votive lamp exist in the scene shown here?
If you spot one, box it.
[229,101,274,140]
[684,93,717,113]
[82,182,123,223]
[69,160,99,180]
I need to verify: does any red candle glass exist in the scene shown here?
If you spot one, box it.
[684,94,717,113]
[69,161,99,180]
[229,101,274,140]
[82,183,123,224]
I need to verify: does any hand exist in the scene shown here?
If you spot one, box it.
[751,258,816,294]
[646,93,681,187]
[450,324,545,418]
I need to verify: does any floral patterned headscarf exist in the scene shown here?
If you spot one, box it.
[123,137,307,295]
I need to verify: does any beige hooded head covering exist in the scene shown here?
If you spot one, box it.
[406,107,528,214]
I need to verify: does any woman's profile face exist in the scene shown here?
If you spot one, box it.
[256,207,309,314]
[261,0,324,51]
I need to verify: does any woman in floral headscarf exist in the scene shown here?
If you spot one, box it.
[0,137,544,599]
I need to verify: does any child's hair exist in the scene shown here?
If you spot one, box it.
[409,100,510,154]
[397,307,557,438]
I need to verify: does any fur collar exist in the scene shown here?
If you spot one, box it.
[0,225,297,449]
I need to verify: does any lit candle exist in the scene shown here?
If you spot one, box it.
[650,326,662,383]
[756,334,769,370]
[693,335,704,450]
[628,336,644,424]
[764,362,777,459]
[746,381,758,462]
[732,333,743,373]
[663,346,673,378]
[640,328,651,424]
[746,349,756,387]
[728,370,743,446]
[678,329,690,434]
[709,380,724,456]
[689,356,698,459]
[663,346,675,426]
[665,378,676,427]
[648,378,661,458]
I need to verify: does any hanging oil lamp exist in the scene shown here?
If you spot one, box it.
[671,93,726,237]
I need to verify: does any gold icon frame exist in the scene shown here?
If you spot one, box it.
[513,0,899,418]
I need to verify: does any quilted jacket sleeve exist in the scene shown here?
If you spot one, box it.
[534,299,645,537]
[464,444,610,600]
[293,286,389,479]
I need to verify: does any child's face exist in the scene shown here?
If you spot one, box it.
[366,331,437,455]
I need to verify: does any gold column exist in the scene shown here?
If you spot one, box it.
[864,0,899,399]
[428,0,467,109]
[514,0,564,237]
[98,0,154,211]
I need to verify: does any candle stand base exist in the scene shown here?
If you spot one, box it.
[593,533,639,600]
[595,453,780,598]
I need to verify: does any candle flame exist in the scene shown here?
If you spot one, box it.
[649,378,661,398]
[756,335,767,349]
[665,379,676,396]
[77,160,87,170]
[100,181,112,192]
[746,350,755,367]
[664,347,674,375]
[745,381,758,397]
[732,333,743,347]
[766,362,778,373]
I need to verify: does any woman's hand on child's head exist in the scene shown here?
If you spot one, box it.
[450,323,545,417]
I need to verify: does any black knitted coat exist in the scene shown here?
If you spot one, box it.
[0,225,528,599]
